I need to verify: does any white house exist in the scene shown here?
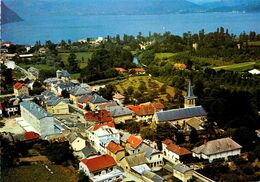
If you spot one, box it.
[79,154,124,182]
[67,132,86,152]
[192,137,242,163]
[125,134,144,155]
[143,145,164,171]
[162,139,192,164]
[88,124,120,154]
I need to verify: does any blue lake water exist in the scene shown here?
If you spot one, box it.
[2,12,260,45]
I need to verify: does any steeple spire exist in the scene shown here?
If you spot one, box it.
[184,80,197,108]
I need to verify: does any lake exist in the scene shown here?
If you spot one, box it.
[2,12,260,45]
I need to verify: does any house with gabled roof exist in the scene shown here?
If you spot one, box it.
[13,82,29,96]
[192,137,242,163]
[84,110,113,123]
[162,139,192,164]
[128,103,164,122]
[120,152,149,172]
[112,92,125,105]
[115,67,128,73]
[54,82,75,96]
[96,101,118,110]
[125,135,144,155]
[128,68,146,75]
[88,94,108,111]
[143,145,164,171]
[79,154,124,182]
[56,69,71,81]
[106,140,125,162]
[87,123,120,154]
[67,132,86,152]
[172,163,193,182]
[77,94,93,109]
[69,85,92,103]
[43,95,69,115]
[106,106,133,124]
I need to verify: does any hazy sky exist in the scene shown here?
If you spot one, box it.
[188,0,219,3]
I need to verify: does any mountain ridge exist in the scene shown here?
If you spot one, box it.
[1,1,23,24]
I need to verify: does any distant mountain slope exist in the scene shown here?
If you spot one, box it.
[1,1,23,24]
[4,0,202,16]
[201,0,260,12]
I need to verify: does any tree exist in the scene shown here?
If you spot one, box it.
[156,123,176,142]
[189,128,199,144]
[140,127,156,141]
[233,127,256,151]
[126,121,140,134]
[159,84,167,94]
[44,142,74,165]
[98,84,115,100]
[67,53,79,73]
[127,86,134,95]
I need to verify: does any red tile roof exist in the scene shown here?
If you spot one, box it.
[13,82,24,89]
[106,141,124,154]
[85,110,113,123]
[24,131,40,140]
[174,63,187,69]
[128,103,164,116]
[129,68,145,72]
[81,155,116,173]
[115,67,128,72]
[113,93,125,99]
[127,135,142,149]
[162,139,174,145]
[93,122,115,131]
[166,144,192,156]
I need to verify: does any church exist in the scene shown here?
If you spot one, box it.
[152,81,207,129]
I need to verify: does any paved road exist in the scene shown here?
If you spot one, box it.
[0,93,15,98]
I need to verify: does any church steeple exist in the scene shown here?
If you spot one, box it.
[184,80,197,108]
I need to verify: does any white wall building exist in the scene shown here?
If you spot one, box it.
[20,101,55,137]
[192,137,242,163]
[88,125,120,154]
[79,154,123,182]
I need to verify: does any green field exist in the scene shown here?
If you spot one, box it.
[155,53,176,60]
[59,52,93,68]
[248,41,260,47]
[3,164,78,182]
[213,62,256,72]
[114,75,175,99]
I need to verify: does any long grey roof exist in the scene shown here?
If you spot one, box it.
[155,106,206,122]
[172,163,192,173]
[192,137,242,155]
[20,101,52,119]
[57,82,75,89]
[44,95,63,106]
[142,171,164,182]
[69,86,91,96]
[107,106,133,117]
[88,94,108,104]
[41,90,55,97]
